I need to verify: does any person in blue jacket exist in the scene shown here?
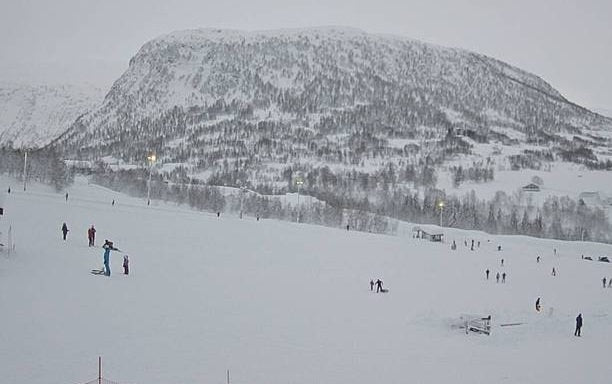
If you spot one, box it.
[102,240,116,276]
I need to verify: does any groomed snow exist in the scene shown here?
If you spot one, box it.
[1,176,612,384]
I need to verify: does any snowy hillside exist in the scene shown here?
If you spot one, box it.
[1,175,612,384]
[0,83,104,148]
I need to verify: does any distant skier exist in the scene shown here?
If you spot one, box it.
[65,192,69,202]
[451,240,457,250]
[574,313,583,336]
[61,222,69,240]
[608,278,612,288]
[87,225,96,247]
[217,211,220,218]
[477,241,480,248]
[537,256,540,263]
[496,272,500,283]
[552,267,557,276]
[554,248,557,256]
[375,279,383,293]
[502,272,506,283]
[603,277,607,288]
[501,259,504,266]
[7,186,10,194]
[486,269,490,280]
[370,280,374,291]
[123,255,129,275]
[112,199,115,206]
[535,297,541,312]
[471,239,474,248]
[346,224,350,231]
[497,245,502,251]
[102,240,117,277]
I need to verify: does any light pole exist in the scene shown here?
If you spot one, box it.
[146,153,156,205]
[438,200,445,227]
[295,177,304,223]
[23,150,28,191]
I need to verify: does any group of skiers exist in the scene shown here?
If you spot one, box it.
[485,268,507,283]
[60,222,129,277]
[369,279,386,293]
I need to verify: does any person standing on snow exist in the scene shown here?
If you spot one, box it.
[123,255,129,275]
[574,314,583,336]
[88,225,96,247]
[535,297,541,312]
[496,272,500,283]
[603,277,607,288]
[61,222,69,240]
[375,279,383,293]
[552,267,557,276]
[102,240,116,277]
[502,272,506,283]
[486,269,490,280]
[370,280,374,291]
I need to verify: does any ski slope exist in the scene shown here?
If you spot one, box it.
[1,176,612,384]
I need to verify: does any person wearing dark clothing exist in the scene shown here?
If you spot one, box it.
[537,256,540,263]
[575,314,583,336]
[65,192,69,202]
[7,186,10,194]
[375,279,383,293]
[497,245,502,251]
[486,269,490,280]
[123,255,129,275]
[346,225,350,231]
[61,223,69,240]
[87,225,96,247]
[603,277,607,288]
[535,298,541,312]
[112,199,115,206]
[501,259,504,266]
[217,212,220,218]
[502,272,506,283]
[370,280,374,291]
[496,272,500,283]
[552,267,557,276]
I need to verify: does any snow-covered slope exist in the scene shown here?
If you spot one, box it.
[1,175,612,384]
[0,83,104,148]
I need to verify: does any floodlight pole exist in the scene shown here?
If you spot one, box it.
[23,151,28,191]
[146,153,156,205]
[438,201,444,227]
[295,178,304,223]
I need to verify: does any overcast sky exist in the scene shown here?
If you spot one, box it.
[1,0,610,110]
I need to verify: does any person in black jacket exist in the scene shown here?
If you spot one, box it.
[61,223,69,240]
[575,313,583,336]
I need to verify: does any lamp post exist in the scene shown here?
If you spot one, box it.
[438,200,445,227]
[295,177,304,223]
[22,150,28,191]
[146,153,156,205]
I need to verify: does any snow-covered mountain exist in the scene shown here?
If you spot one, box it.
[594,108,612,119]
[0,83,104,148]
[59,27,612,164]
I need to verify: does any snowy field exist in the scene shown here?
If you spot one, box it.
[1,176,612,384]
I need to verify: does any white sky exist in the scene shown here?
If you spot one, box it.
[1,0,610,110]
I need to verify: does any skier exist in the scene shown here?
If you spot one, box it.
[486,269,490,280]
[451,240,457,250]
[346,224,350,231]
[7,186,10,194]
[370,280,374,291]
[65,192,69,202]
[552,267,557,276]
[535,297,541,312]
[217,211,220,218]
[61,222,69,240]
[112,199,115,206]
[496,272,500,283]
[537,256,540,263]
[497,245,502,251]
[554,248,557,256]
[102,240,116,277]
[501,259,504,266]
[375,279,383,293]
[502,272,506,283]
[574,313,583,336]
[471,239,474,248]
[87,225,96,247]
[123,255,129,275]
[477,241,480,248]
[608,278,612,288]
[603,277,607,288]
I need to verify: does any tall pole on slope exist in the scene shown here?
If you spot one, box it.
[295,177,303,223]
[23,150,28,191]
[98,356,102,384]
[146,153,156,206]
[438,200,444,227]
